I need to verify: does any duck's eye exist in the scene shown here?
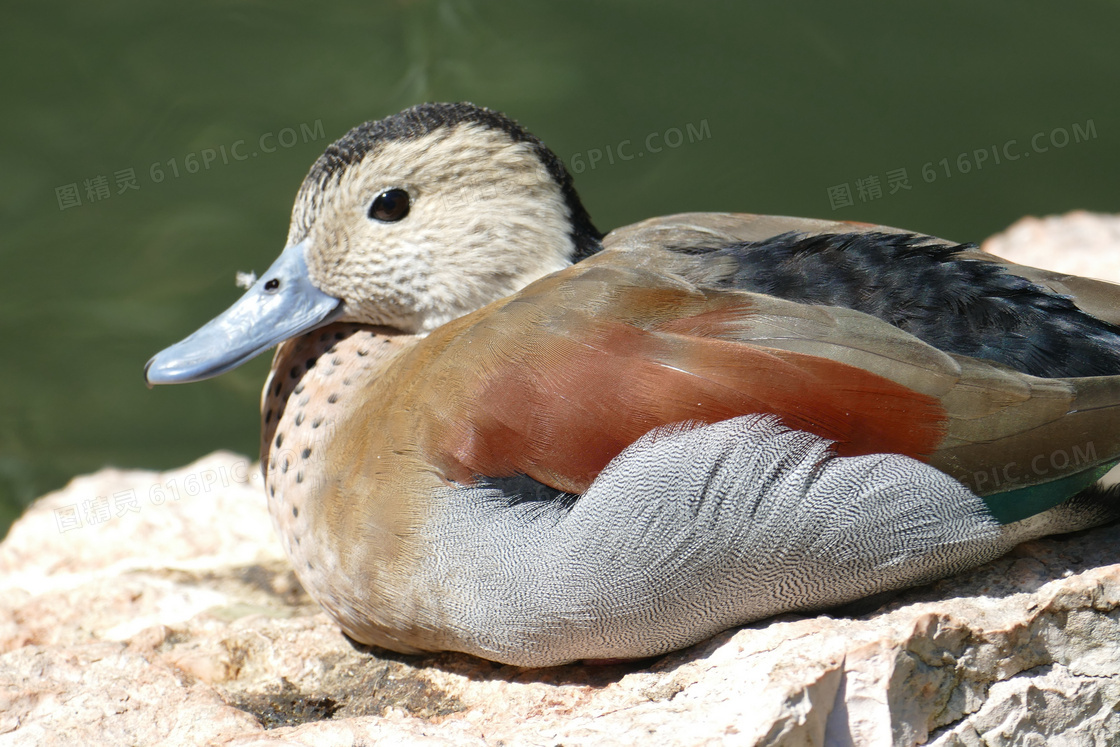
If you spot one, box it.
[264,278,280,292]
[368,189,410,222]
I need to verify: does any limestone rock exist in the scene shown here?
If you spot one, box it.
[3,452,1120,746]
[982,210,1120,282]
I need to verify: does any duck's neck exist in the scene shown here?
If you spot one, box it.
[260,323,414,472]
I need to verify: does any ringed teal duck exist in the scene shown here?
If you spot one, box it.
[146,103,1120,667]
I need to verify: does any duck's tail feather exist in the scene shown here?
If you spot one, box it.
[983,461,1120,524]
[997,478,1120,544]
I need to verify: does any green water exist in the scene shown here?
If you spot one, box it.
[3,0,1119,536]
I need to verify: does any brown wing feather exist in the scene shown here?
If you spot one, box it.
[421,284,947,494]
[354,252,1120,499]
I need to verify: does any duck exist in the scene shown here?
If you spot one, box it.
[145,102,1120,668]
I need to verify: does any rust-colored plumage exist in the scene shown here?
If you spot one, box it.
[409,266,948,494]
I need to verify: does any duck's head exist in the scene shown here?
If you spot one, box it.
[145,102,601,385]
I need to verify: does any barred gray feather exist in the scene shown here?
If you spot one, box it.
[416,415,1063,667]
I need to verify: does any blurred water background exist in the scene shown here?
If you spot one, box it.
[2,0,1118,535]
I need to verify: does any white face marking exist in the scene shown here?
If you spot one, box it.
[287,123,577,333]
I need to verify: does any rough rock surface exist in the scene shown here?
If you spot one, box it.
[3,213,1120,746]
[3,452,1119,746]
[982,210,1120,282]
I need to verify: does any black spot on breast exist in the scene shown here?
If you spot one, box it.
[312,418,322,428]
[357,349,368,357]
[289,367,299,379]
[332,357,342,366]
[327,393,339,404]
[264,409,273,424]
[301,448,312,459]
[275,433,284,448]
[334,331,345,340]
[294,384,305,395]
[274,380,283,396]
[295,412,305,426]
[296,471,303,484]
[305,358,317,370]
[292,506,299,517]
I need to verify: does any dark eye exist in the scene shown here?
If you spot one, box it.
[264,278,280,292]
[368,189,410,222]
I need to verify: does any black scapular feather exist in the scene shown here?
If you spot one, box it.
[689,231,1120,379]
